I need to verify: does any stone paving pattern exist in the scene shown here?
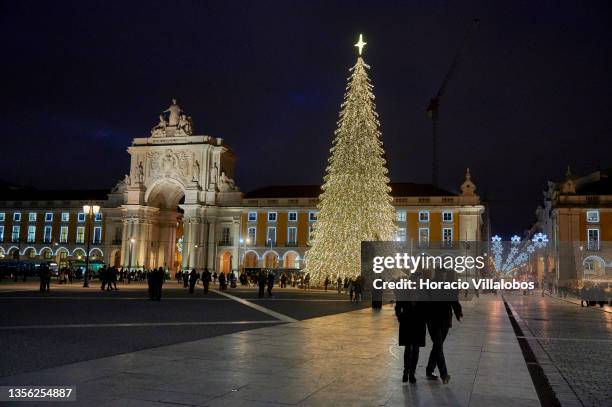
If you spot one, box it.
[0,295,539,406]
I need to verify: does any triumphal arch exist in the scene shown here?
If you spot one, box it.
[115,100,241,272]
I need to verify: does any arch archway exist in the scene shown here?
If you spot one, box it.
[583,256,605,277]
[243,251,259,268]
[110,249,121,268]
[89,248,103,261]
[8,247,19,260]
[263,251,279,268]
[40,247,53,260]
[23,247,37,259]
[72,248,86,260]
[55,248,69,269]
[283,251,300,269]
[218,251,232,274]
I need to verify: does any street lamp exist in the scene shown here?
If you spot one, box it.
[82,204,100,287]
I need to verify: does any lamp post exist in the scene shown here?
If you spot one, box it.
[82,204,100,288]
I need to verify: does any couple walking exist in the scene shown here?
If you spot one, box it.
[395,297,462,384]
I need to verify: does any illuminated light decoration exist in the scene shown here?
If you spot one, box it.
[354,34,367,55]
[490,232,549,276]
[304,35,396,285]
[532,232,549,248]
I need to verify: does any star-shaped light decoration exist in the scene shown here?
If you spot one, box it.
[354,34,367,55]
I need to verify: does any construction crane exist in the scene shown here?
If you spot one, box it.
[427,19,479,187]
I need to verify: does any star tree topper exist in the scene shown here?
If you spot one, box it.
[354,34,367,55]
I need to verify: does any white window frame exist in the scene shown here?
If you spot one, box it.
[13,212,21,222]
[396,210,407,222]
[308,211,318,222]
[587,228,600,250]
[247,227,256,245]
[0,212,5,222]
[267,212,277,222]
[61,212,70,222]
[288,211,298,222]
[59,226,68,243]
[93,226,102,243]
[43,225,52,243]
[308,225,315,241]
[77,212,86,222]
[418,227,430,245]
[442,211,453,222]
[76,226,85,244]
[28,212,37,222]
[266,227,276,245]
[586,210,599,223]
[95,212,103,222]
[12,226,20,242]
[44,212,53,222]
[442,227,453,244]
[27,225,36,243]
[397,227,407,241]
[247,211,257,222]
[0,225,4,242]
[418,211,430,222]
[287,226,297,243]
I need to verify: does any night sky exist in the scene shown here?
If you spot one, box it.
[1,1,611,236]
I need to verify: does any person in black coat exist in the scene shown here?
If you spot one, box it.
[202,268,212,294]
[188,268,199,294]
[267,270,275,297]
[395,300,426,383]
[257,270,267,298]
[425,299,462,384]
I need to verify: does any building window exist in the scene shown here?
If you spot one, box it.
[76,226,85,243]
[247,227,257,245]
[0,212,5,222]
[287,226,297,244]
[247,227,256,245]
[60,226,68,243]
[397,227,407,241]
[308,225,315,241]
[419,211,430,222]
[13,212,21,222]
[44,212,53,222]
[0,226,4,242]
[77,212,85,222]
[28,212,37,222]
[93,226,102,244]
[443,227,453,246]
[61,212,70,222]
[396,211,407,222]
[43,226,52,243]
[586,210,599,223]
[12,226,20,242]
[587,228,599,250]
[267,212,277,222]
[95,212,103,222]
[418,227,429,246]
[443,211,453,222]
[27,226,36,243]
[266,227,276,245]
[248,211,257,222]
[221,227,231,244]
[288,211,298,222]
[308,211,318,222]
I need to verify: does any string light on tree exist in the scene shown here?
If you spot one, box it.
[304,34,396,285]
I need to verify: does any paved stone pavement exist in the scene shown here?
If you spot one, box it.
[0,294,539,406]
[505,293,612,407]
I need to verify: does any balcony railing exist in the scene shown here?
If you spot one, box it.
[218,240,233,246]
[285,242,298,247]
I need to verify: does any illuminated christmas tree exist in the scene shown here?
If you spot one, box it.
[305,35,396,285]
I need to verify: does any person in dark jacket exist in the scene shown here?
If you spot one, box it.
[202,268,212,294]
[267,270,275,297]
[258,270,267,298]
[425,299,462,384]
[188,268,199,294]
[395,300,426,383]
